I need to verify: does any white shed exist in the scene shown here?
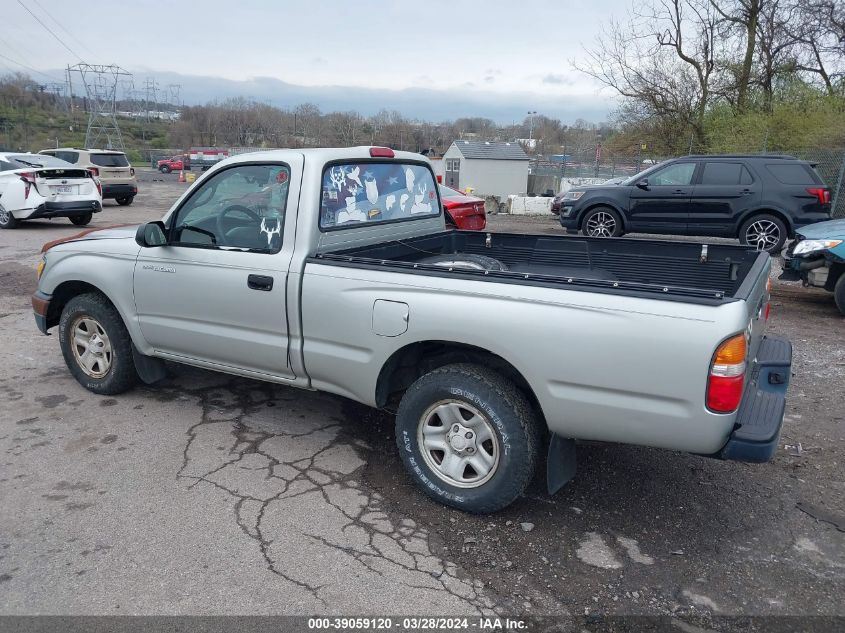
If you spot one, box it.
[442,140,529,199]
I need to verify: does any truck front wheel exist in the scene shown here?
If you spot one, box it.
[395,363,540,513]
[159,165,171,174]
[59,293,138,394]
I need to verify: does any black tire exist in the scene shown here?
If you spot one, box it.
[0,204,19,229]
[581,206,623,237]
[59,292,138,395]
[159,165,171,174]
[116,196,134,206]
[395,363,541,513]
[834,273,845,316]
[739,213,787,254]
[69,212,92,226]
[419,253,509,272]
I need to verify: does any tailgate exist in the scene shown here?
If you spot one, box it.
[36,169,96,197]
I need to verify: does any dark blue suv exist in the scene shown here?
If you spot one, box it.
[554,155,832,252]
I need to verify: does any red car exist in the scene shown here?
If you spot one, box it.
[157,156,188,173]
[439,185,486,230]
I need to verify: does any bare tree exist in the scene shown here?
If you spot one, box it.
[710,0,763,111]
[574,0,720,145]
[789,0,845,93]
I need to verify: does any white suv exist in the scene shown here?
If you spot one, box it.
[39,148,138,206]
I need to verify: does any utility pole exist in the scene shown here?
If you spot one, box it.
[527,110,537,151]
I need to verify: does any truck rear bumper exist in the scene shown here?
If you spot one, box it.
[717,336,792,463]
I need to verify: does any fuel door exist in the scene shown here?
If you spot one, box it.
[372,300,409,337]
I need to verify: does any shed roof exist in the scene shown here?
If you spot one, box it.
[450,140,529,161]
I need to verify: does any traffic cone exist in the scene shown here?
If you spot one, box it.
[178,169,185,183]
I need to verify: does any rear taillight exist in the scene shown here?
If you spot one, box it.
[130,167,135,176]
[89,167,99,177]
[806,187,831,205]
[19,171,36,199]
[91,172,102,196]
[706,333,747,414]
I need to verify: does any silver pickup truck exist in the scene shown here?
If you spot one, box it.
[32,147,793,513]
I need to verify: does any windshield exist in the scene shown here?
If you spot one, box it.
[90,153,130,167]
[8,154,73,168]
[320,162,440,229]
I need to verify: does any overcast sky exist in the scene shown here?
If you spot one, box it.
[1,0,627,123]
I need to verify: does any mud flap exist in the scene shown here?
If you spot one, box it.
[132,344,167,384]
[546,434,577,495]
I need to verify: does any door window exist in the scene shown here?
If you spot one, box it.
[169,163,290,252]
[649,162,695,186]
[701,162,748,185]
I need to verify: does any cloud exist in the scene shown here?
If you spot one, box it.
[484,76,495,84]
[542,73,573,85]
[484,68,503,76]
[312,57,327,65]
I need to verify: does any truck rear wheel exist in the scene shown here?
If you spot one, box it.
[59,293,138,395]
[159,165,171,174]
[395,363,540,513]
[116,196,134,206]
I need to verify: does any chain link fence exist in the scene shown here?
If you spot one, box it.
[529,147,845,219]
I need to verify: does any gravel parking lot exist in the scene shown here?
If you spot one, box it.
[1,173,843,621]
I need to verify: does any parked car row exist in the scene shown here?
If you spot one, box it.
[0,147,138,229]
[552,154,833,254]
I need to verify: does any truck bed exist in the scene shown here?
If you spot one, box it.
[312,230,768,305]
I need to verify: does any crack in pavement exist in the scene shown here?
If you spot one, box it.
[166,374,497,613]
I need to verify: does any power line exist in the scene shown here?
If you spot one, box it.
[30,0,97,60]
[0,50,64,82]
[16,0,83,62]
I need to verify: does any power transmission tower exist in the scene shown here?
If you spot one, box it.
[67,63,131,150]
[144,77,159,121]
[40,82,70,112]
[166,84,181,111]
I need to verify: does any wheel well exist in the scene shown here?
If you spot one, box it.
[46,281,107,329]
[375,340,544,419]
[737,209,794,238]
[578,203,626,231]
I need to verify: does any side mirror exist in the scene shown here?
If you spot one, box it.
[135,221,167,248]
[636,178,649,189]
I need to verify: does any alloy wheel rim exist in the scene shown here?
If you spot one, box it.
[70,315,113,378]
[0,207,9,223]
[417,399,500,488]
[746,220,781,251]
[587,211,616,237]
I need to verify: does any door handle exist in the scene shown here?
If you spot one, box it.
[741,189,753,195]
[672,189,688,195]
[247,274,274,291]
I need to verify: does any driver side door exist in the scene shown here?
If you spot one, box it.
[133,159,301,380]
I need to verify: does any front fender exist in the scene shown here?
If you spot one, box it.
[38,250,150,353]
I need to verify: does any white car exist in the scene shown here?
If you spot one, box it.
[0,153,102,229]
